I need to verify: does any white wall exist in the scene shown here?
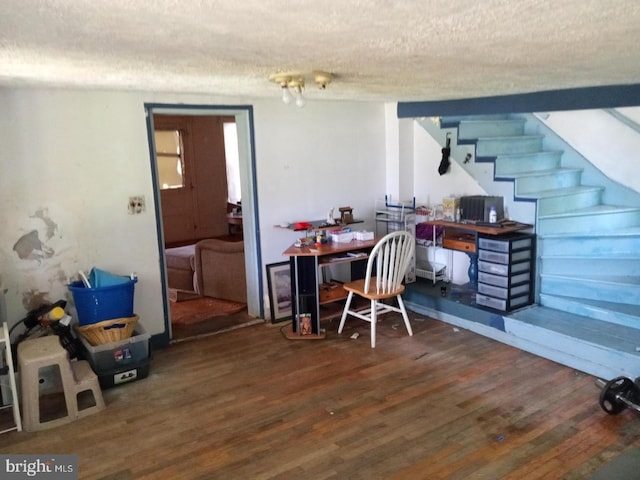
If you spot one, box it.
[0,89,163,334]
[254,100,386,312]
[0,87,386,334]
[538,108,640,193]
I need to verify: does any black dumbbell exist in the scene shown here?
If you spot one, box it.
[596,376,640,415]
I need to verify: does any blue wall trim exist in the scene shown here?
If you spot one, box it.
[397,84,640,118]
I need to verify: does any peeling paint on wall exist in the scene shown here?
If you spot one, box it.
[3,206,83,325]
[53,268,68,284]
[21,289,50,311]
[13,230,54,261]
[31,208,58,240]
[12,208,59,262]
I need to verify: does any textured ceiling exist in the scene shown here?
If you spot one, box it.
[1,0,639,103]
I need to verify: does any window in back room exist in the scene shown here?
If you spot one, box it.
[223,121,241,205]
[155,129,185,190]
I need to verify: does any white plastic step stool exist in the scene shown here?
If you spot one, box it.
[18,335,105,431]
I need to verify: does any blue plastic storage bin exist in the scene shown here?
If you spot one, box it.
[68,277,137,326]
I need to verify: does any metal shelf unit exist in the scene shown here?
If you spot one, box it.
[374,197,416,283]
[415,222,449,284]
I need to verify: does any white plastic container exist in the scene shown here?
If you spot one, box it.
[355,231,374,241]
[330,232,354,243]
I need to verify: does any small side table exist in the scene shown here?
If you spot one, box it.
[227,213,243,235]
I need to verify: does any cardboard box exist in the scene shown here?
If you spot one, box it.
[442,197,460,221]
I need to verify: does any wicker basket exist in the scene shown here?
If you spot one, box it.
[76,315,139,346]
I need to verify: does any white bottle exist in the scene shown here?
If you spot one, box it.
[489,206,497,223]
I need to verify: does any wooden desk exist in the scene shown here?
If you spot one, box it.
[283,238,378,339]
[423,220,533,254]
[421,220,533,286]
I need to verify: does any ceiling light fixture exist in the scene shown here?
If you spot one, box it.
[312,71,333,90]
[269,71,333,108]
[281,85,293,104]
[289,78,305,108]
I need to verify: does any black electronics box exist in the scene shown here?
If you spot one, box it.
[459,196,504,222]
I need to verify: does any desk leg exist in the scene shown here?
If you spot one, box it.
[467,252,478,287]
[286,256,325,340]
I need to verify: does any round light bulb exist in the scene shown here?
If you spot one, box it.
[294,86,305,108]
[281,86,292,104]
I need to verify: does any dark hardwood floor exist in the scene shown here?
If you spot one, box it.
[1,310,638,479]
[169,299,260,342]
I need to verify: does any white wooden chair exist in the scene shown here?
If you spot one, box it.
[338,230,415,348]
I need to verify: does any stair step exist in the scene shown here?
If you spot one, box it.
[507,168,583,195]
[508,305,640,379]
[537,205,640,234]
[474,135,544,156]
[539,294,640,329]
[440,114,509,126]
[540,228,640,256]
[458,119,526,139]
[494,151,563,175]
[416,113,640,379]
[540,255,640,275]
[522,186,603,215]
[510,305,640,354]
[540,273,640,305]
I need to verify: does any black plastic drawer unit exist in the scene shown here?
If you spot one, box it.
[475,232,535,312]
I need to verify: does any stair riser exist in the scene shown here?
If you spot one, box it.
[537,211,640,234]
[541,257,640,276]
[458,120,525,139]
[514,170,582,194]
[540,235,640,256]
[476,137,543,156]
[537,189,602,216]
[540,276,640,305]
[505,317,640,380]
[539,293,640,329]
[495,152,561,175]
[440,115,509,126]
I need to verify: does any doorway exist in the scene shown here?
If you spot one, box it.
[144,104,263,342]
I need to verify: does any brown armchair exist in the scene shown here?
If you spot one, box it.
[194,239,247,304]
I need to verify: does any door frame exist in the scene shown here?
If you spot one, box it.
[144,103,263,341]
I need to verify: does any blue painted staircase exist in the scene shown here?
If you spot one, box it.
[412,114,640,379]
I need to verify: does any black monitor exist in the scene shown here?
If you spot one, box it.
[459,195,504,222]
